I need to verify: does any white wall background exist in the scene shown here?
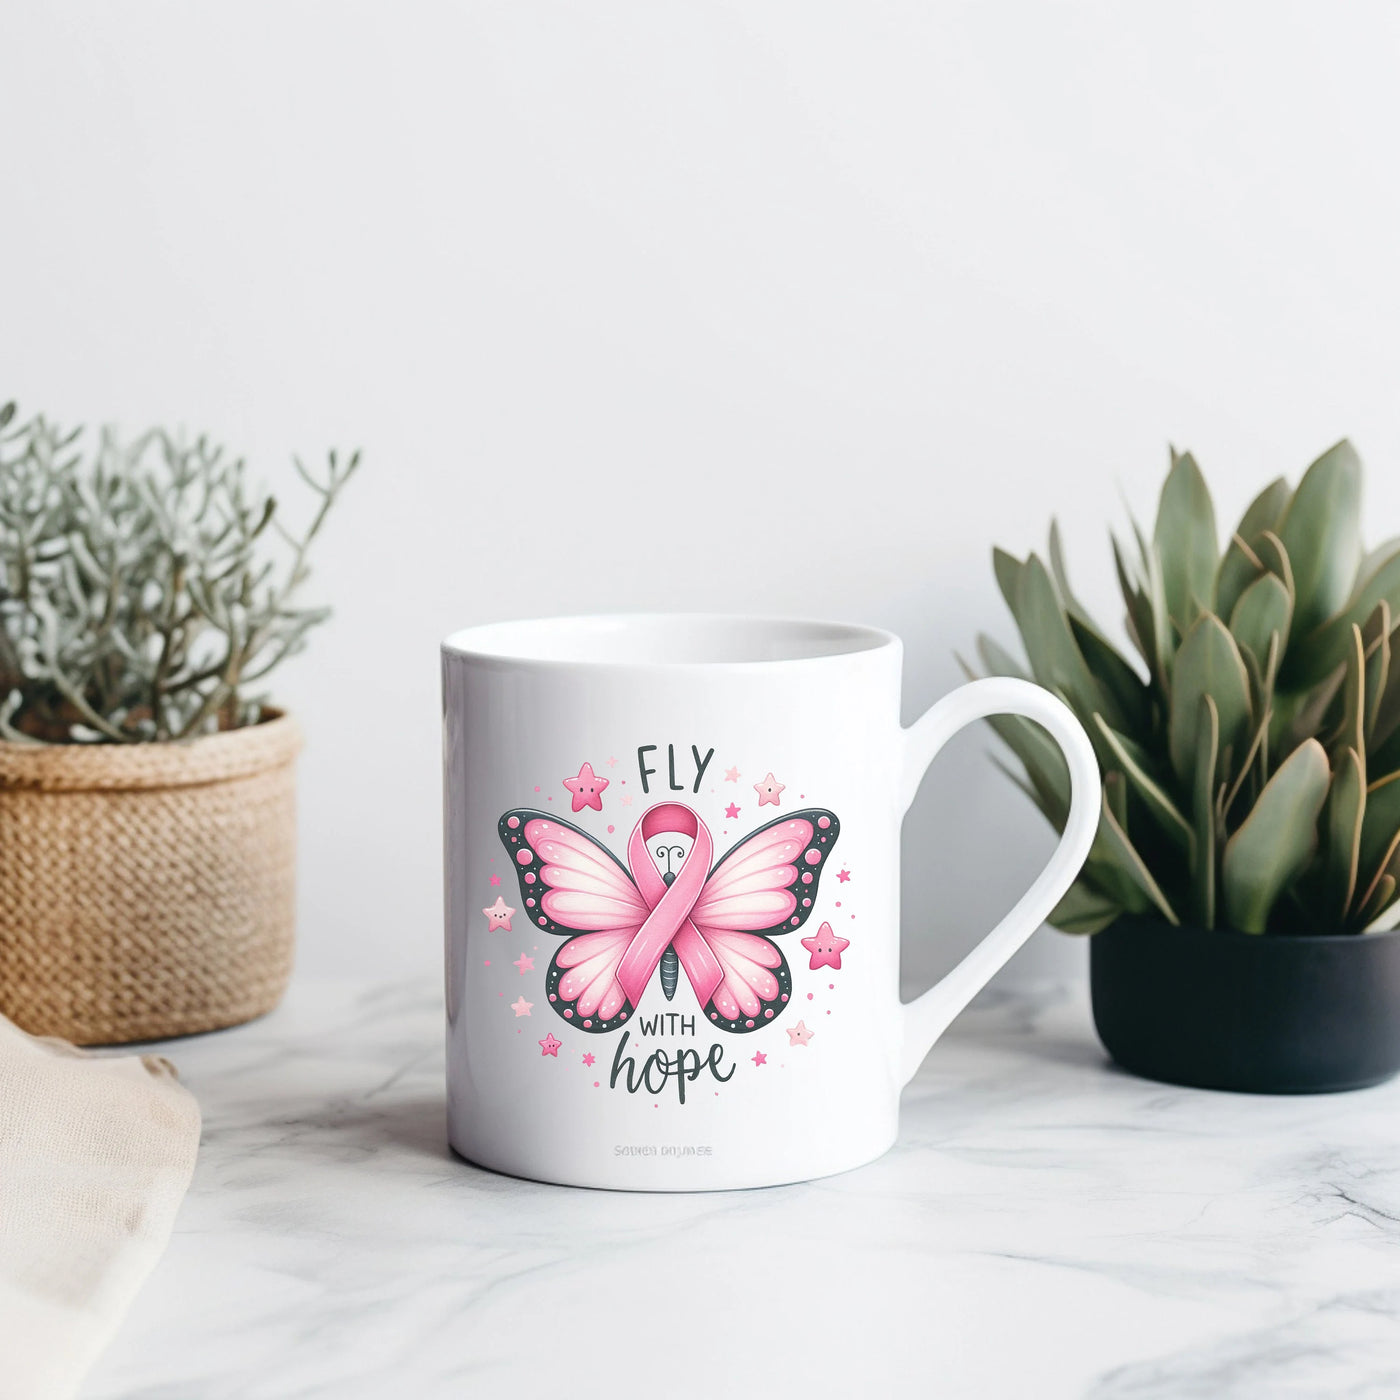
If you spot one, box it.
[4,3,1400,994]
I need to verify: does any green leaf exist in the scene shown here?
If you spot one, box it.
[1372,627,1400,753]
[1168,614,1252,787]
[1295,545,1400,684]
[1358,770,1400,905]
[1331,624,1368,766]
[1357,873,1398,931]
[1191,694,1219,928]
[1277,439,1363,640]
[991,755,1052,820]
[1047,519,1079,610]
[1094,786,1180,924]
[1273,661,1346,757]
[1216,477,1292,622]
[1092,714,1194,853]
[1068,615,1151,732]
[1325,747,1366,927]
[1104,768,1128,827]
[1363,603,1391,745]
[1048,879,1121,935]
[1050,523,1151,730]
[1228,571,1293,674]
[1221,738,1331,933]
[1017,553,1125,728]
[993,547,1026,627]
[1133,519,1176,670]
[975,633,1029,681]
[1113,533,1161,681]
[986,712,1071,829]
[1155,450,1218,630]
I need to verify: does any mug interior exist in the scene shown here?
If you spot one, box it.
[442,613,895,667]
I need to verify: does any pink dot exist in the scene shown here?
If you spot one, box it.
[534,786,541,792]
[801,872,813,885]
[807,992,813,1000]
[817,816,830,829]
[826,1010,831,1015]
[483,960,490,966]
[564,1009,573,1018]
[790,916,800,925]
[538,916,547,925]
[764,1009,773,1018]
[829,983,835,989]
[805,849,821,864]
[550,994,557,1001]
[607,825,615,834]
[835,900,841,908]
[584,1019,592,1028]
[594,1081,600,1087]
[507,816,520,829]
[526,898,535,907]
[711,1012,718,1019]
[802,898,811,907]
[745,1019,755,1028]
[525,872,536,884]
[517,849,533,865]
[781,993,789,1002]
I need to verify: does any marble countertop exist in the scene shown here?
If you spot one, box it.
[83,976,1400,1400]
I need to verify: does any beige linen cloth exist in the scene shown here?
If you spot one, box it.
[0,1013,200,1400]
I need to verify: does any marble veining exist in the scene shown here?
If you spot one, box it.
[82,977,1400,1399]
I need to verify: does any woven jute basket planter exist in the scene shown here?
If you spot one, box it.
[0,712,302,1045]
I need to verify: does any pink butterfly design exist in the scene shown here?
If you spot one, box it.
[498,801,840,1034]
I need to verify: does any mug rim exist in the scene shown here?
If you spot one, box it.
[441,612,899,670]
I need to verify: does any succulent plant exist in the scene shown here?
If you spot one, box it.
[0,398,360,743]
[974,440,1400,936]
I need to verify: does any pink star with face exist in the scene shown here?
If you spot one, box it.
[483,896,516,932]
[582,1052,596,1067]
[754,772,785,807]
[510,995,533,1017]
[513,953,535,975]
[786,1019,814,1047]
[724,766,741,782]
[724,802,741,819]
[539,1033,562,1057]
[751,1049,767,1066]
[563,761,609,812]
[801,920,850,971]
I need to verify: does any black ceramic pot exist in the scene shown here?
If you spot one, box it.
[1090,915,1400,1093]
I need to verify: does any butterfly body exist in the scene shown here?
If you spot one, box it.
[499,802,840,1034]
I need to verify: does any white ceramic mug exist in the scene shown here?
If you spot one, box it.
[442,615,1098,1190]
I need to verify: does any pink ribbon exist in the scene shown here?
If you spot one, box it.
[615,803,724,1011]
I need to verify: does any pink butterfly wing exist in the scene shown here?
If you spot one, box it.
[498,811,649,1032]
[689,809,840,1031]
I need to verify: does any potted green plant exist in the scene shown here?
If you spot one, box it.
[0,398,358,1044]
[974,440,1400,1092]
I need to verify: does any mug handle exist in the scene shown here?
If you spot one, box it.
[897,676,1100,1085]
